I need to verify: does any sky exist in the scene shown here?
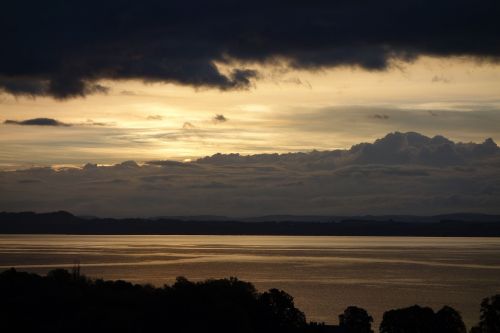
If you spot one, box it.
[2,57,500,168]
[1,1,500,216]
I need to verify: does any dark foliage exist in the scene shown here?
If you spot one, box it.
[436,306,467,333]
[0,268,306,333]
[339,306,374,333]
[380,305,466,333]
[259,288,307,331]
[470,295,500,333]
[0,269,489,333]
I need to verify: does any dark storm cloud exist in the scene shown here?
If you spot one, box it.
[0,77,109,99]
[1,0,499,99]
[4,118,70,127]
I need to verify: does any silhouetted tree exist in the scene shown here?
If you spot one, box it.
[47,268,73,282]
[0,268,478,333]
[436,306,466,333]
[1,269,309,333]
[380,304,466,333]
[339,306,374,333]
[380,305,437,333]
[470,295,500,333]
[258,288,307,332]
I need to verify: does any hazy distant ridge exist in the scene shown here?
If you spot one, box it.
[1,211,500,236]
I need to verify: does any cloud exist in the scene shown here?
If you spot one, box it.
[198,132,500,167]
[1,1,499,99]
[1,132,499,217]
[3,118,116,127]
[147,115,163,121]
[120,90,136,96]
[182,122,196,129]
[81,119,115,127]
[281,77,312,89]
[145,160,198,168]
[372,114,390,120]
[4,118,70,127]
[213,114,228,123]
[431,75,451,83]
[0,77,109,99]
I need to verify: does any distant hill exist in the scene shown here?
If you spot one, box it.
[1,211,500,236]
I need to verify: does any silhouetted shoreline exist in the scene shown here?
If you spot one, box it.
[1,211,500,236]
[1,268,497,333]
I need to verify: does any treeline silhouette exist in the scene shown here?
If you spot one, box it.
[1,211,500,236]
[0,268,498,333]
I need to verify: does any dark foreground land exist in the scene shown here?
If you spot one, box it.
[1,211,500,236]
[1,268,498,333]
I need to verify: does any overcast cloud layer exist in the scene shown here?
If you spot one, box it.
[1,132,499,217]
[1,0,500,98]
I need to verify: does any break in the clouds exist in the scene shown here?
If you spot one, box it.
[1,0,499,99]
[1,132,499,217]
[2,107,500,168]
[4,118,70,127]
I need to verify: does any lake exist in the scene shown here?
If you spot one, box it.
[1,235,499,328]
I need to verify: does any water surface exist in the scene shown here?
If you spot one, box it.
[1,235,499,328]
